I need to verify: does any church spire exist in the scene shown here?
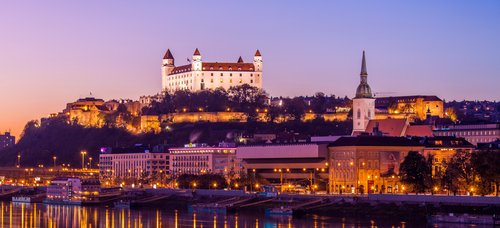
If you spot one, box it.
[355,51,373,98]
[361,50,367,75]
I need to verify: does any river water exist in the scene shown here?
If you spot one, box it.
[0,201,487,227]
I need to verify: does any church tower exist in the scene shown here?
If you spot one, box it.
[352,51,375,134]
[161,49,175,91]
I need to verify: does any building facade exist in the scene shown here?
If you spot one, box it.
[169,143,239,178]
[328,136,424,194]
[0,132,15,150]
[99,145,169,182]
[352,51,375,134]
[433,123,500,145]
[417,136,474,176]
[161,48,263,92]
[237,143,330,193]
[375,95,444,121]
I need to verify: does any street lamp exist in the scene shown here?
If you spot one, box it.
[89,157,93,169]
[53,156,57,168]
[17,154,21,168]
[80,151,87,170]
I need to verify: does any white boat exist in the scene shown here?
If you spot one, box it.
[12,196,32,203]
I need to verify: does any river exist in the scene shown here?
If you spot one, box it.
[0,201,488,227]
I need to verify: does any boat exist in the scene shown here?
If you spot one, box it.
[429,213,495,225]
[114,200,131,209]
[12,196,32,203]
[266,206,293,216]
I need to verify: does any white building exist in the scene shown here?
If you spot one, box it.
[352,51,375,134]
[169,143,239,177]
[161,48,263,92]
[99,146,169,181]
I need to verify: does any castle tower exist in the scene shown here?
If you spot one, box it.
[161,49,175,91]
[253,50,262,72]
[192,48,202,71]
[352,51,375,134]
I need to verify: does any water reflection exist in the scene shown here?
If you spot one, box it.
[0,201,487,227]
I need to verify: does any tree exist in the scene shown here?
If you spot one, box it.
[443,150,476,195]
[472,150,500,196]
[399,151,432,193]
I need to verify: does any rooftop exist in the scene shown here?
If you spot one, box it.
[329,136,423,147]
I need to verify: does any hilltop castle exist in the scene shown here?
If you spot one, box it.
[161,48,263,92]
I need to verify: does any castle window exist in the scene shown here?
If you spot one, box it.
[250,74,253,77]
[238,68,241,71]
[210,79,214,83]
[220,79,223,83]
[239,79,242,83]
[240,73,242,77]
[220,73,223,76]
[219,67,223,70]
[229,67,232,70]
[250,80,253,83]
[257,74,260,77]
[201,79,204,83]
[230,79,233,83]
[357,109,361,119]
[230,73,232,77]
[210,67,214,70]
[211,73,213,76]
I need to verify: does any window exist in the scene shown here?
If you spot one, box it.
[230,79,233,83]
[211,73,213,76]
[210,79,214,83]
[220,73,223,76]
[230,73,232,76]
[357,109,361,119]
[240,73,242,77]
[250,80,253,83]
[368,111,371,118]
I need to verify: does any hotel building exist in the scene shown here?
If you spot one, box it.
[161,48,263,92]
[169,143,239,177]
[99,145,169,182]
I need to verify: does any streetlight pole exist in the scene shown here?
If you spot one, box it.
[89,157,93,169]
[17,154,21,168]
[53,156,57,168]
[80,151,87,170]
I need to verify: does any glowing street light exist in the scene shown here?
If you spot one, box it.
[53,156,57,168]
[80,151,87,170]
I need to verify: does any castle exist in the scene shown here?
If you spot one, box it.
[161,48,263,92]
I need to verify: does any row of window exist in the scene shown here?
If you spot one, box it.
[436,130,498,136]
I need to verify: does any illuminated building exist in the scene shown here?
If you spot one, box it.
[98,145,169,181]
[161,48,263,92]
[237,143,330,192]
[417,136,474,176]
[0,132,15,150]
[328,136,424,194]
[433,123,500,145]
[375,95,444,121]
[45,177,100,205]
[169,143,239,177]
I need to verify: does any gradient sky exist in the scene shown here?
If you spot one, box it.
[1,1,499,138]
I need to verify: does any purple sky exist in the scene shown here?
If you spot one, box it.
[1,1,499,138]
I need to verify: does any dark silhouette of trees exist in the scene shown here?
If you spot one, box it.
[399,151,433,193]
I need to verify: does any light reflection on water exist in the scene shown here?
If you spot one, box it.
[0,201,485,228]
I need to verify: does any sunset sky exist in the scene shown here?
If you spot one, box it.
[0,1,499,139]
